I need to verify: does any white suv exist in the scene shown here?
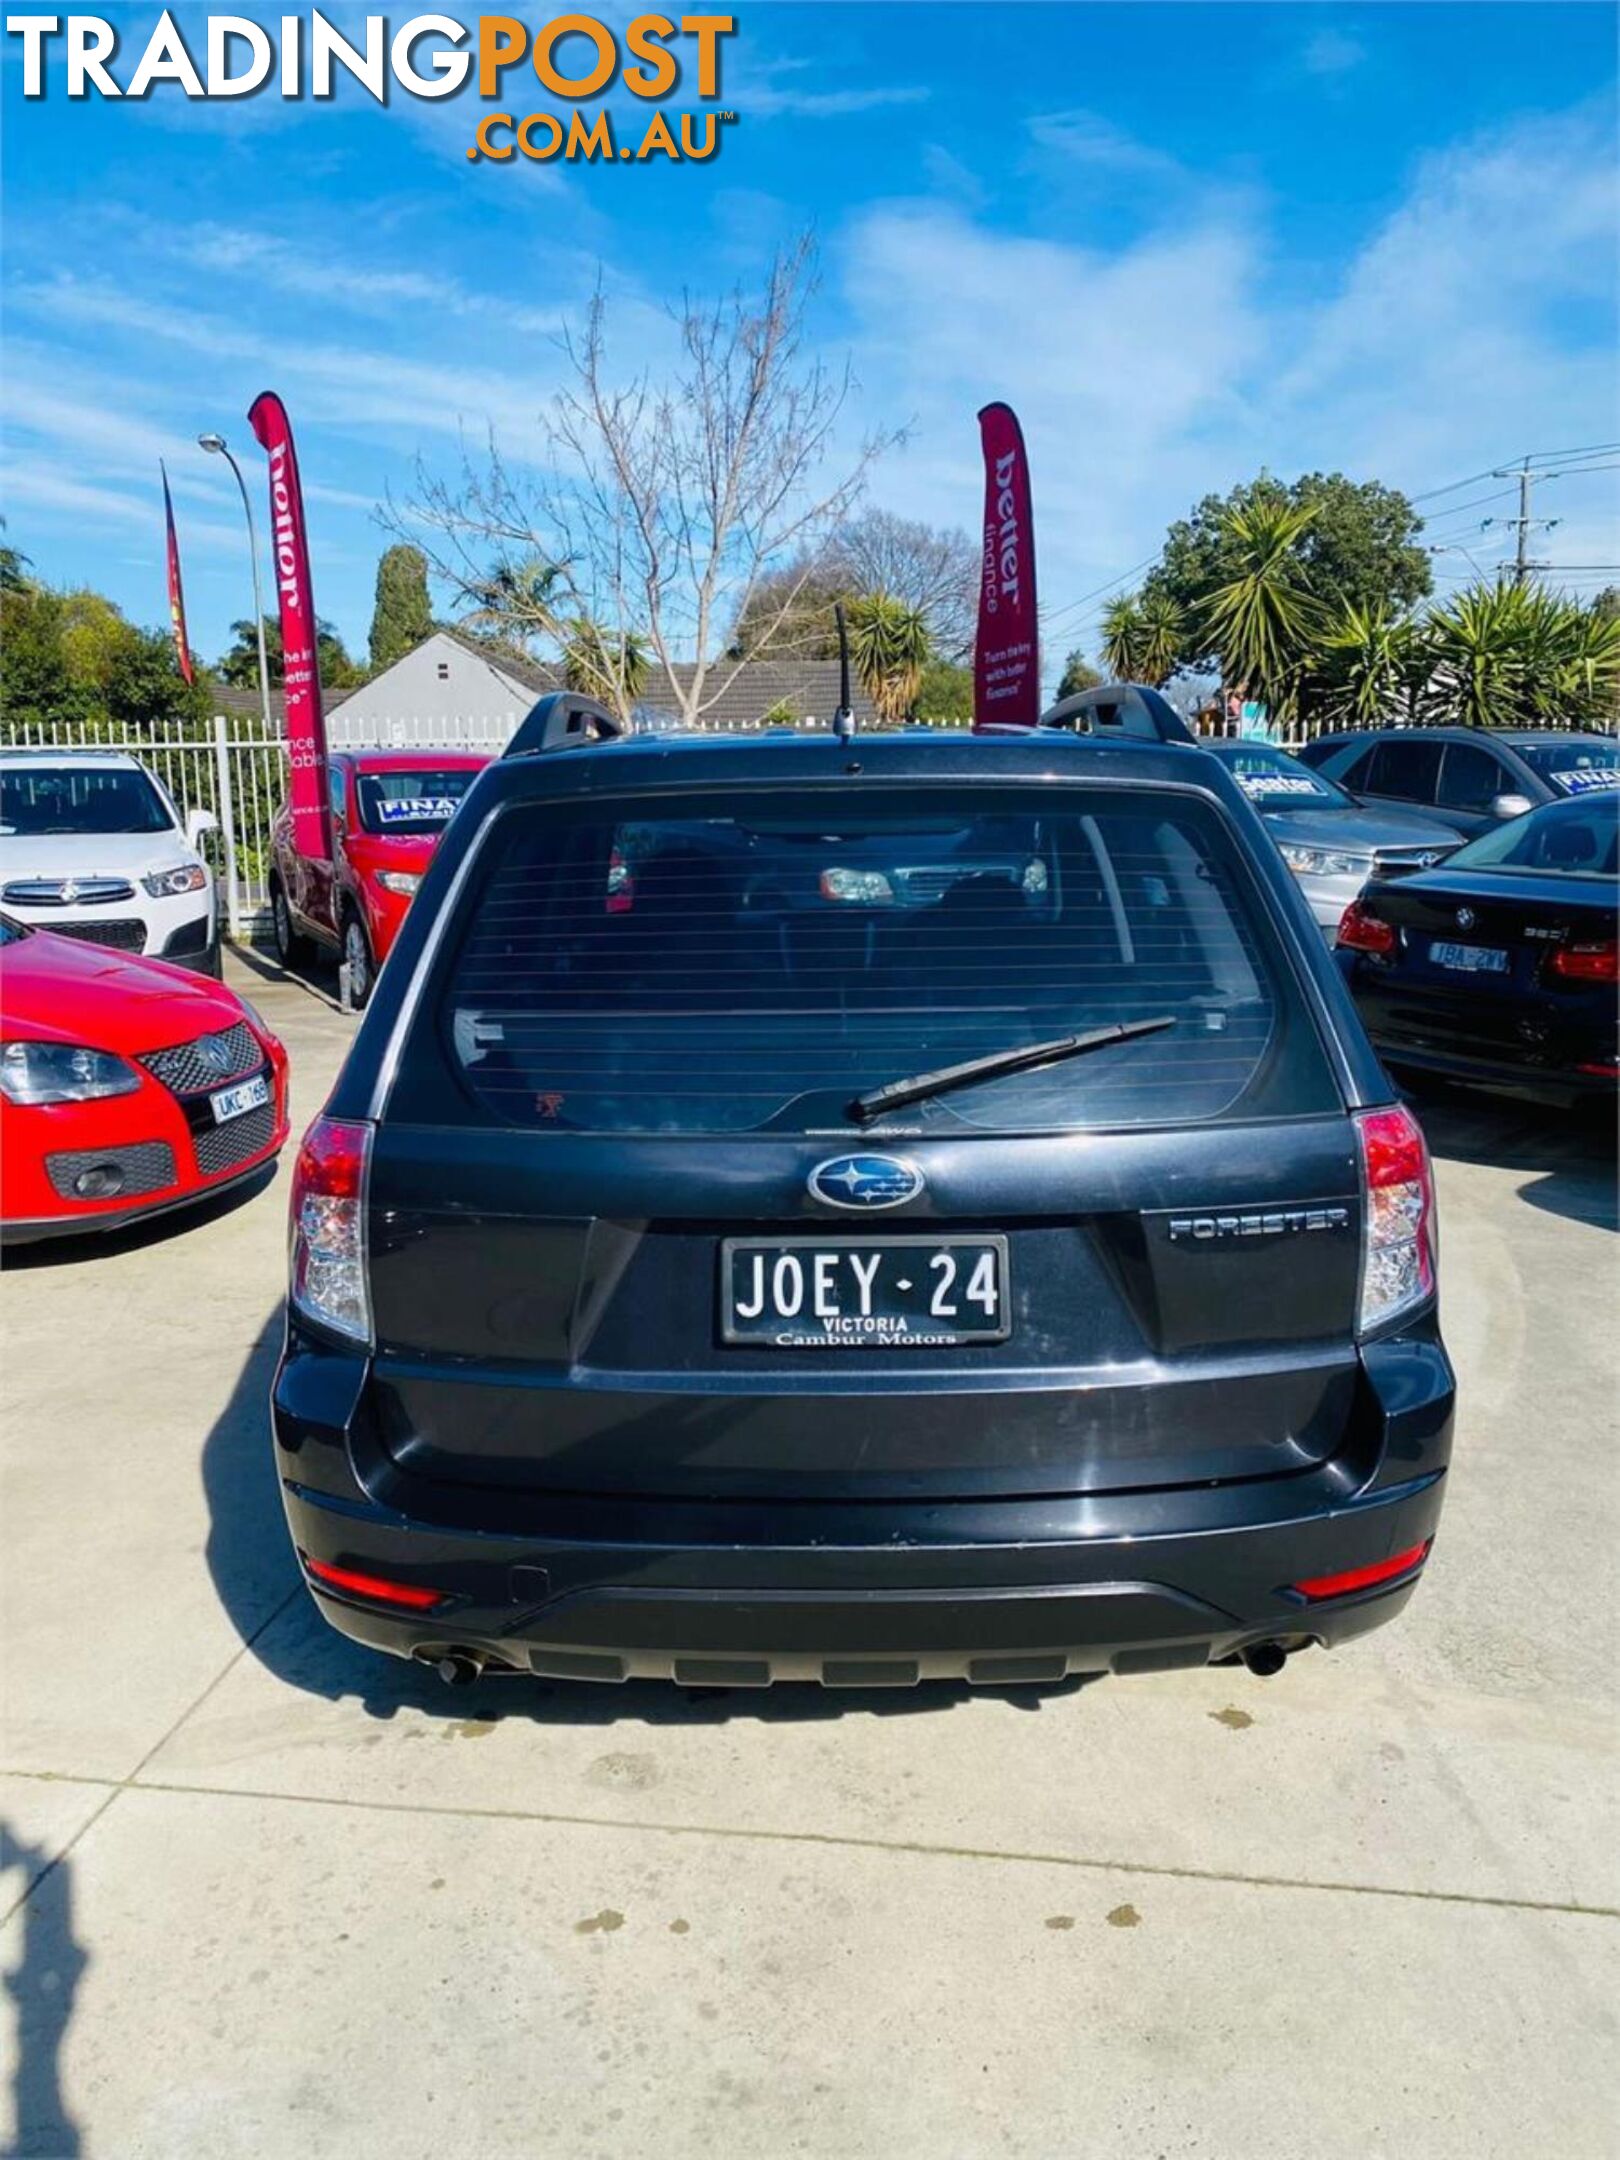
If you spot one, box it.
[0,751,220,973]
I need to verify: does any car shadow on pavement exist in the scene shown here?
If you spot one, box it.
[203,1318,1093,1733]
[2,1163,280,1273]
[1411,1084,1618,1233]
[226,939,346,1014]
[1,1824,87,2159]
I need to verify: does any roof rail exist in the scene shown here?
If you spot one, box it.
[1036,683,1195,745]
[502,692,628,760]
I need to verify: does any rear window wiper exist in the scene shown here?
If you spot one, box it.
[847,1016,1178,1124]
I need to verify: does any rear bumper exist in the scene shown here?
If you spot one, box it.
[1368,1032,1617,1103]
[274,1328,1455,1685]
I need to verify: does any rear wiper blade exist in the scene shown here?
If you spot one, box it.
[847,1015,1178,1124]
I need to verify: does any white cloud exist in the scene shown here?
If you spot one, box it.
[14,275,557,448]
[740,57,929,120]
[1301,28,1366,78]
[834,100,1617,655]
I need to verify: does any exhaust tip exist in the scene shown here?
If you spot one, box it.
[436,1651,485,1688]
[1240,1641,1289,1678]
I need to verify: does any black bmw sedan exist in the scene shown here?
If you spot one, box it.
[1336,792,1618,1104]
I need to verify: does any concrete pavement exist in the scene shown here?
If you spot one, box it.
[2,951,1616,2159]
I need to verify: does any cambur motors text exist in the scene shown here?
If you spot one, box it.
[4,13,738,165]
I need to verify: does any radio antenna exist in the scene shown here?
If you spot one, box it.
[833,602,856,741]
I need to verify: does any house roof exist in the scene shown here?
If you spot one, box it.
[636,658,878,731]
[207,642,878,737]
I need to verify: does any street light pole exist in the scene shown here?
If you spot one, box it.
[198,432,273,736]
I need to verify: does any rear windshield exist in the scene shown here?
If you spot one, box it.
[420,784,1338,1137]
[1446,795,1619,877]
[355,768,480,835]
[1,766,173,837]
[1515,740,1620,793]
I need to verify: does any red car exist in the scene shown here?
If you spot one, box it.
[268,752,490,1007]
[0,913,289,1243]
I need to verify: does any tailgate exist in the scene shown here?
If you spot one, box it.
[366,1120,1363,1502]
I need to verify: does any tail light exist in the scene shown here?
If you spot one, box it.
[1547,939,1618,984]
[1291,1539,1432,1602]
[1354,1103,1435,1334]
[1336,901,1396,956]
[289,1115,373,1344]
[303,1555,445,1611]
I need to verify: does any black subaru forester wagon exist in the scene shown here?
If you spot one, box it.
[273,692,1454,1688]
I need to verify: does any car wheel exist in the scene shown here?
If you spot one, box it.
[270,878,310,971]
[342,910,374,1010]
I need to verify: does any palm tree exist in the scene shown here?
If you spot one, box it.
[458,557,568,654]
[1200,498,1321,721]
[1099,594,1148,681]
[845,592,931,724]
[1135,591,1186,687]
[1553,602,1620,726]
[1314,601,1424,728]
[563,617,649,721]
[1424,582,1535,728]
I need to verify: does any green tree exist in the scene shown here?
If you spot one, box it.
[1311,602,1426,727]
[1135,591,1186,687]
[455,556,569,657]
[914,659,974,727]
[562,617,649,721]
[0,580,210,733]
[1099,594,1148,681]
[845,592,931,724]
[1200,498,1322,720]
[1055,650,1102,699]
[368,544,434,671]
[219,615,365,691]
[1149,472,1430,673]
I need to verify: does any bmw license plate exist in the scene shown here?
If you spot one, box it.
[209,1072,270,1124]
[1430,940,1508,973]
[721,1235,1009,1349]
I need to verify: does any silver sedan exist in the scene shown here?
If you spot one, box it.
[1205,741,1461,936]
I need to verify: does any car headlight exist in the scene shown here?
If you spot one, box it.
[141,862,209,899]
[819,867,894,904]
[1277,844,1374,879]
[0,1040,142,1105]
[236,996,270,1039]
[374,870,421,896]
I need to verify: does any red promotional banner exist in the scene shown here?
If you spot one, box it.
[161,461,194,685]
[972,402,1040,729]
[248,391,330,858]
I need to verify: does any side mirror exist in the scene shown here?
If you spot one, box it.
[186,807,219,847]
[1490,793,1534,821]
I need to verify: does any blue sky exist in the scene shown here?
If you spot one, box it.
[3,2,1617,673]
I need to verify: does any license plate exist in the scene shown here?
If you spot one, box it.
[721,1235,1009,1349]
[1430,940,1508,973]
[209,1072,269,1124]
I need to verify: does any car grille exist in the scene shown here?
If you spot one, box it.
[140,1024,259,1095]
[41,918,148,952]
[1371,847,1454,881]
[45,1140,177,1202]
[2,877,136,906]
[192,1102,276,1178]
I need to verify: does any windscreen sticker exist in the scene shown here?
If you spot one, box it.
[377,795,459,824]
[1549,769,1620,795]
[1234,773,1322,798]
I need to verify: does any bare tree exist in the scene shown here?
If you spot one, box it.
[832,510,979,661]
[728,509,980,663]
[389,238,895,725]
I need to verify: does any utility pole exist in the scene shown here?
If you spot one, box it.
[1489,458,1560,586]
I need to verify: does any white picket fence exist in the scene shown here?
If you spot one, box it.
[0,714,505,939]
